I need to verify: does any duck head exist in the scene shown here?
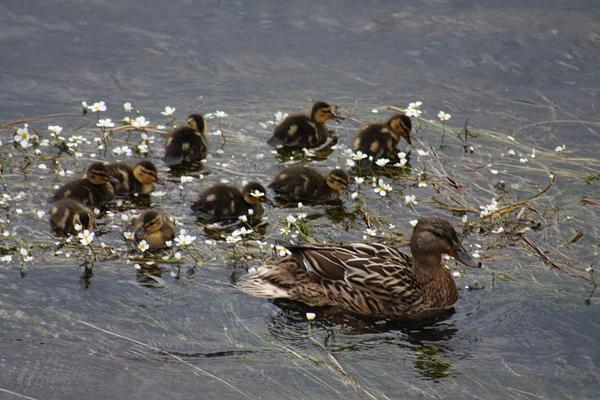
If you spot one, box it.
[87,162,118,185]
[325,169,350,192]
[388,114,412,145]
[410,217,481,268]
[136,210,165,239]
[242,182,272,206]
[133,161,162,185]
[187,114,207,136]
[311,102,341,123]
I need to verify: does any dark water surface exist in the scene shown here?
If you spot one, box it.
[1,1,600,399]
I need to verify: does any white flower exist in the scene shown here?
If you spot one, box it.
[371,109,379,114]
[138,240,150,252]
[78,229,95,246]
[375,158,390,167]
[48,125,63,135]
[409,219,418,227]
[238,215,248,223]
[19,247,29,257]
[214,110,228,118]
[133,263,142,270]
[408,101,422,109]
[0,255,12,263]
[462,215,468,223]
[14,125,31,148]
[305,312,316,321]
[346,159,356,167]
[416,149,429,157]
[404,194,417,206]
[296,213,307,220]
[490,169,498,175]
[36,210,45,219]
[89,101,107,112]
[97,118,115,128]
[586,266,593,273]
[437,111,451,121]
[180,175,193,184]
[131,116,150,129]
[250,190,265,198]
[81,101,89,110]
[351,192,359,199]
[297,202,304,208]
[225,233,241,244]
[161,106,176,116]
[38,164,47,170]
[123,232,135,241]
[352,151,368,161]
[366,228,377,237]
[519,157,528,164]
[479,198,499,217]
[452,271,462,278]
[136,143,149,153]
[274,244,291,257]
[174,252,183,260]
[175,232,196,247]
[286,215,297,224]
[405,108,422,118]
[491,226,504,234]
[354,177,365,185]
[554,144,566,153]
[112,145,132,156]
[373,179,392,197]
[165,240,173,247]
[507,149,516,156]
[15,208,23,214]
[123,102,133,112]
[530,148,536,159]
[74,223,83,232]
[274,111,288,124]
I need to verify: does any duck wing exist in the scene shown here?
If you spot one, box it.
[285,242,424,315]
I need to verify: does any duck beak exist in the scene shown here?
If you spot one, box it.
[135,228,145,240]
[108,176,119,184]
[155,177,165,185]
[263,197,274,206]
[404,134,412,145]
[454,246,481,268]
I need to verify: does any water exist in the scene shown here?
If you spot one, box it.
[1,1,600,399]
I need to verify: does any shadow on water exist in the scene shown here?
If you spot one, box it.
[265,299,460,380]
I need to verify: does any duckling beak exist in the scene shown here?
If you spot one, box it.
[455,246,481,268]
[155,177,165,185]
[108,176,119,184]
[135,228,145,240]
[263,197,274,206]
[404,135,412,145]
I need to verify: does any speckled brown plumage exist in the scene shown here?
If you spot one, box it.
[240,217,480,318]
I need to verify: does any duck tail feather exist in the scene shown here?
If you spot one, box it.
[239,273,291,299]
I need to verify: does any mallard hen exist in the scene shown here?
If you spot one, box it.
[240,217,480,318]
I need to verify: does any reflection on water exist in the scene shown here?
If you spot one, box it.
[1,1,600,399]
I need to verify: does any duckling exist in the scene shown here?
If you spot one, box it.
[107,160,161,196]
[163,114,208,165]
[131,209,175,249]
[267,102,341,149]
[191,182,271,222]
[49,199,95,236]
[352,113,412,162]
[52,162,117,207]
[269,166,349,204]
[240,217,481,319]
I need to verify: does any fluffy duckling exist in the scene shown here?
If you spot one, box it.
[49,199,95,236]
[269,166,349,204]
[132,209,175,249]
[240,217,481,319]
[191,182,270,222]
[267,102,341,149]
[52,162,117,207]
[107,160,161,196]
[163,114,208,165]
[352,114,412,162]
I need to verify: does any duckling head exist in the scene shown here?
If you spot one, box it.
[187,114,207,135]
[388,114,412,144]
[410,217,481,268]
[133,161,162,184]
[311,102,340,123]
[325,169,350,192]
[87,162,118,185]
[136,210,164,239]
[73,209,95,231]
[242,182,272,205]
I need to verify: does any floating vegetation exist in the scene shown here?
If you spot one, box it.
[0,99,598,297]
